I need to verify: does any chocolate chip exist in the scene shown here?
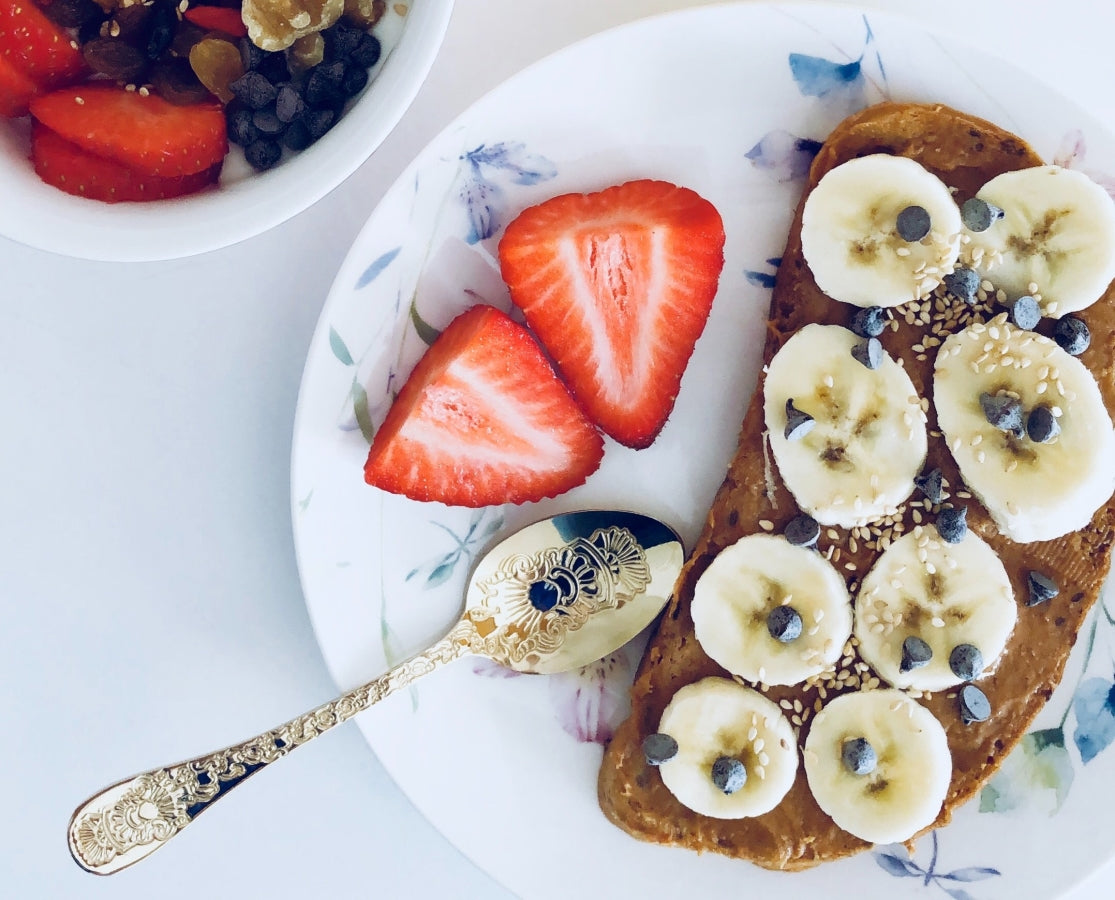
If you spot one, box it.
[959,684,991,724]
[784,399,815,441]
[1054,316,1090,356]
[949,643,984,681]
[348,32,382,68]
[936,505,968,544]
[851,337,884,370]
[841,737,877,775]
[275,83,305,123]
[1026,571,1059,606]
[642,733,678,766]
[1011,295,1042,331]
[980,391,1023,432]
[230,71,278,110]
[914,468,943,505]
[252,109,285,137]
[305,61,346,107]
[244,138,282,171]
[711,756,747,794]
[226,106,259,146]
[784,514,820,548]
[341,63,369,99]
[851,306,887,338]
[1027,406,1060,443]
[960,197,1004,233]
[767,605,803,643]
[900,635,933,672]
[944,266,980,305]
[896,205,931,242]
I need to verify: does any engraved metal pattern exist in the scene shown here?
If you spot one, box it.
[68,617,479,875]
[470,526,651,666]
[68,524,650,875]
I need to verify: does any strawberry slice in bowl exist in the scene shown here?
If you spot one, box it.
[0,0,86,90]
[30,84,228,178]
[497,179,726,449]
[30,121,222,203]
[363,304,605,507]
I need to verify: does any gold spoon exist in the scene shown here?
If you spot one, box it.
[68,509,684,875]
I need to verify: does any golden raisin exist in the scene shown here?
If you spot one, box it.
[287,32,324,72]
[242,0,344,52]
[342,0,384,28]
[189,37,245,103]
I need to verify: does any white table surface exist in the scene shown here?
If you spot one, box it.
[4,0,1114,897]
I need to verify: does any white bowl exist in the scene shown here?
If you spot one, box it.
[0,0,454,262]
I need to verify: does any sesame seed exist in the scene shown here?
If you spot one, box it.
[759,751,770,766]
[758,519,774,532]
[75,96,85,105]
[931,616,946,627]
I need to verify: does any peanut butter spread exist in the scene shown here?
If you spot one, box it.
[597,102,1115,870]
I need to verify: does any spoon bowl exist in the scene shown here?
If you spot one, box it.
[68,509,683,875]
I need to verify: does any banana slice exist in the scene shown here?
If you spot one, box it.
[691,534,853,686]
[657,677,798,819]
[934,313,1115,542]
[801,154,962,308]
[804,689,952,844]
[763,324,928,527]
[965,165,1115,316]
[854,526,1016,691]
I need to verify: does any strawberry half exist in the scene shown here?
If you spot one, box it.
[30,84,227,177]
[364,305,604,507]
[31,121,222,202]
[498,179,726,449]
[0,50,39,117]
[0,0,86,88]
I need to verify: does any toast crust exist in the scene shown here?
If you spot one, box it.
[597,102,1115,870]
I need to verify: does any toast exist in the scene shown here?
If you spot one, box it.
[597,102,1115,870]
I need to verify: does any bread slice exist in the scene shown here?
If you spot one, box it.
[597,102,1115,870]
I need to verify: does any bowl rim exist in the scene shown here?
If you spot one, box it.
[0,0,455,263]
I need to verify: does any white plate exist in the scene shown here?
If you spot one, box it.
[291,3,1115,897]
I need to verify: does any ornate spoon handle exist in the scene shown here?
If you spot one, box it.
[68,618,477,875]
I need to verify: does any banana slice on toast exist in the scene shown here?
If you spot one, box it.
[763,323,928,528]
[656,678,798,819]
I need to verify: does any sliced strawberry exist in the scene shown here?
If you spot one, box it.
[30,84,227,177]
[0,0,86,88]
[498,180,726,449]
[31,121,222,202]
[364,305,604,507]
[0,50,39,116]
[183,6,248,38]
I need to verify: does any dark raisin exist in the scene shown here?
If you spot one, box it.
[78,14,110,44]
[349,33,381,68]
[114,3,154,40]
[83,38,148,82]
[149,58,211,106]
[244,138,282,171]
[252,109,285,137]
[145,0,178,60]
[170,21,207,59]
[42,0,102,29]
